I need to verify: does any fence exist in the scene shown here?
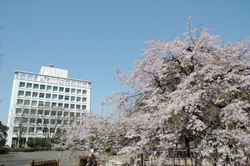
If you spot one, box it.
[129,150,197,166]
[78,154,104,166]
[78,155,94,166]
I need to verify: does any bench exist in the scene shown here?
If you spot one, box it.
[30,157,59,166]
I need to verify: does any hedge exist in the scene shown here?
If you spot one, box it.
[0,148,9,154]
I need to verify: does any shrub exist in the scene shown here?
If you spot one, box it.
[8,147,51,152]
[53,147,64,151]
[0,148,9,154]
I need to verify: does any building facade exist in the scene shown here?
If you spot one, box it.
[6,66,91,147]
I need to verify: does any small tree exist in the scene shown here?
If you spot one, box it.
[0,121,8,147]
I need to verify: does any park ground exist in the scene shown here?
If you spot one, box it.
[0,151,88,166]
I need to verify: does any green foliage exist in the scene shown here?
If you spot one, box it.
[26,137,34,147]
[51,128,66,145]
[9,147,51,152]
[53,147,64,151]
[0,147,9,154]
[0,123,8,146]
[4,145,9,148]
[26,137,52,148]
[239,91,248,101]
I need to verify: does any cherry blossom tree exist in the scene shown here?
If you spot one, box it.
[61,17,250,165]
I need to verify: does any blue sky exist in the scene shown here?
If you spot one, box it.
[0,0,249,125]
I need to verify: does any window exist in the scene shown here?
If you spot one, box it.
[23,109,29,114]
[57,111,62,117]
[77,89,81,94]
[64,104,69,108]
[59,95,63,100]
[24,100,30,106]
[82,98,86,102]
[16,108,22,114]
[26,83,32,88]
[31,101,37,106]
[70,112,74,117]
[59,87,64,92]
[64,112,68,117]
[76,112,80,117]
[45,110,50,116]
[37,119,42,124]
[30,118,35,123]
[39,93,44,98]
[29,127,34,133]
[65,88,70,93]
[52,94,57,100]
[82,105,86,110]
[45,102,50,107]
[71,89,76,94]
[19,82,25,88]
[82,90,86,94]
[40,85,45,90]
[58,103,63,108]
[50,128,55,133]
[70,120,74,126]
[32,92,38,97]
[22,118,28,124]
[51,119,55,124]
[71,96,75,101]
[23,118,29,124]
[38,110,43,115]
[65,96,69,101]
[47,85,52,91]
[57,120,62,124]
[17,99,23,105]
[70,104,75,109]
[23,127,27,133]
[13,127,19,133]
[44,119,49,124]
[51,111,56,116]
[64,120,68,125]
[25,91,31,97]
[36,127,42,134]
[53,86,58,91]
[52,102,57,108]
[38,101,44,107]
[18,91,24,96]
[46,94,51,99]
[14,117,21,123]
[43,128,49,134]
[76,97,81,102]
[33,84,39,89]
[76,105,81,109]
[31,109,36,115]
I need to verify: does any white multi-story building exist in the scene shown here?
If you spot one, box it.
[6,65,91,147]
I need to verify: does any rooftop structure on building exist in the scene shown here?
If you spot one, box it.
[6,65,91,147]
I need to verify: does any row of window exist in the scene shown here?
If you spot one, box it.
[14,117,78,125]
[19,82,87,94]
[16,99,87,110]
[14,127,56,134]
[18,91,87,102]
[15,108,84,117]
[13,126,73,134]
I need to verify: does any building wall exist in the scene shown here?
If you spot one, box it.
[6,66,91,147]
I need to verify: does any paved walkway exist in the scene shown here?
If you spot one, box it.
[0,151,88,166]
